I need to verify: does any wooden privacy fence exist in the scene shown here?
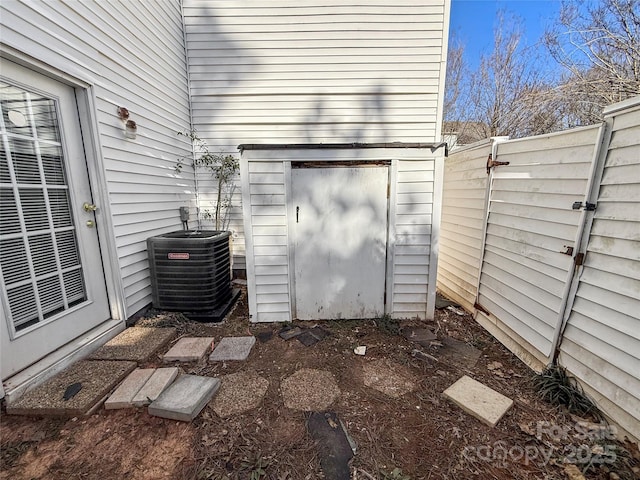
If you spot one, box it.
[437,96,640,441]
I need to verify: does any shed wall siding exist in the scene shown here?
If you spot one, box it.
[243,159,291,322]
[184,0,449,267]
[436,139,491,311]
[392,157,438,318]
[559,103,640,441]
[241,147,444,322]
[1,0,194,317]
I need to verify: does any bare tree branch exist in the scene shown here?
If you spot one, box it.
[545,0,640,124]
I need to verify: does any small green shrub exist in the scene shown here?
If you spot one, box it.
[532,364,603,420]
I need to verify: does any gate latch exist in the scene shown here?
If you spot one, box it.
[572,202,596,211]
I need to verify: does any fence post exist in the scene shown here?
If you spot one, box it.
[548,120,613,363]
[472,136,509,315]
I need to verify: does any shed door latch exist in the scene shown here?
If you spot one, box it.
[572,201,596,211]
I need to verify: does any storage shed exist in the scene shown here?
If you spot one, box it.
[240,143,447,323]
[0,0,451,400]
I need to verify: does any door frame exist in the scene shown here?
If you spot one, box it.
[0,47,126,393]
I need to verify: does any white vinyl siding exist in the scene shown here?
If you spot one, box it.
[436,139,492,311]
[184,0,449,268]
[242,147,445,323]
[242,159,291,322]
[476,126,600,363]
[392,159,437,318]
[1,0,194,317]
[559,101,640,441]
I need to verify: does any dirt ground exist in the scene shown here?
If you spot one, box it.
[1,289,638,480]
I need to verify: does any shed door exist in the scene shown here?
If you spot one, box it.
[0,61,110,379]
[292,166,388,320]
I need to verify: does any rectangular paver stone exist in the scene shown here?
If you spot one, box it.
[132,367,180,407]
[91,327,176,362]
[443,375,514,427]
[105,368,155,410]
[163,337,214,363]
[7,360,137,417]
[148,374,220,422]
[209,336,256,362]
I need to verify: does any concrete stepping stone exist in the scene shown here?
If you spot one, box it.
[281,369,340,411]
[163,337,213,363]
[148,374,220,422]
[132,367,180,407]
[91,327,175,362]
[7,360,136,417]
[443,375,514,427]
[362,359,416,398]
[209,336,256,362]
[212,371,269,418]
[105,368,155,410]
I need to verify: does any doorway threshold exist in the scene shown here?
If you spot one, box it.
[2,318,124,404]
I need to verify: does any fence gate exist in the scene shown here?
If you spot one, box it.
[475,126,603,365]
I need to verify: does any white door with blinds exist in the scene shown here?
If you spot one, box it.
[0,61,110,379]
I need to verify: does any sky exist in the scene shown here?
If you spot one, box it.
[449,0,562,69]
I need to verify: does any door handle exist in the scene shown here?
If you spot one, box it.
[86,220,95,228]
[83,202,97,212]
[296,206,299,223]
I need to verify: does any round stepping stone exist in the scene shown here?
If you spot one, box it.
[281,368,340,411]
[212,371,269,418]
[362,359,416,398]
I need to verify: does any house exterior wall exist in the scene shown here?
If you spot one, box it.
[559,98,640,442]
[436,139,492,311]
[241,146,446,323]
[183,0,451,269]
[1,0,194,317]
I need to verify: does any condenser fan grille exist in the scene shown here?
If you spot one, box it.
[147,230,234,318]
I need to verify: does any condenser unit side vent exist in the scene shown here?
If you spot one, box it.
[147,230,239,321]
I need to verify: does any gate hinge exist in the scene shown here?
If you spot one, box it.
[574,252,585,267]
[486,153,510,174]
[572,201,596,211]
